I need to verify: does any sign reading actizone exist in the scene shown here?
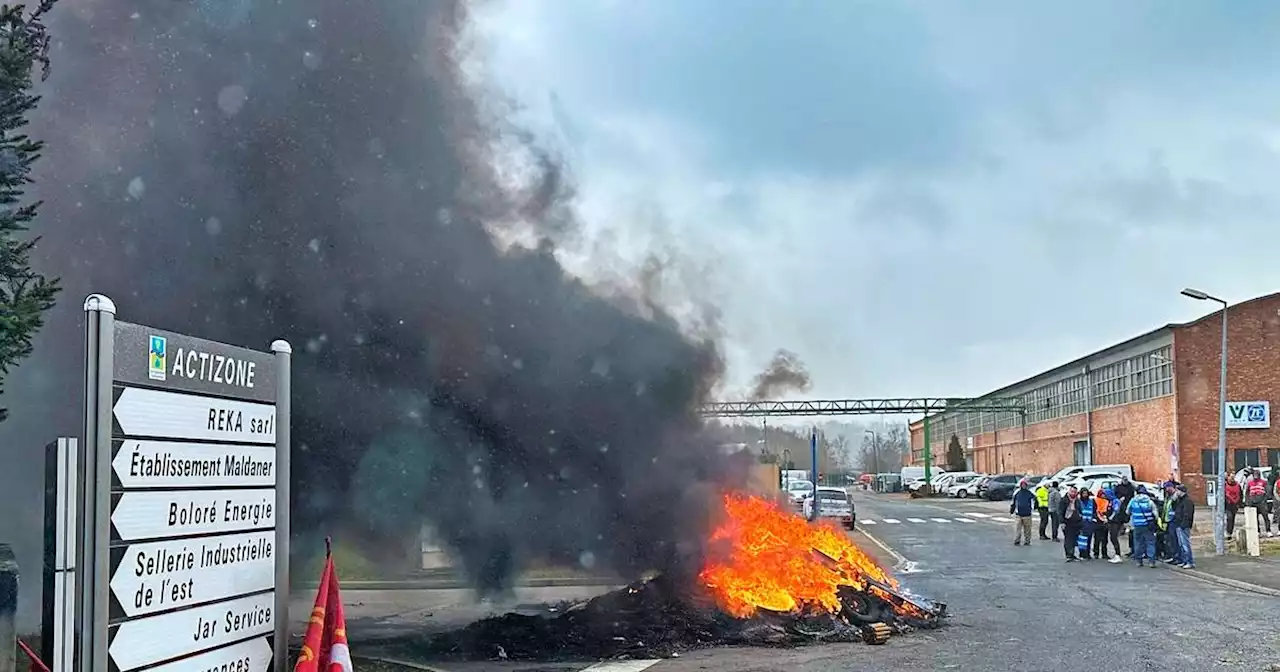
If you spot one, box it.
[79,295,292,672]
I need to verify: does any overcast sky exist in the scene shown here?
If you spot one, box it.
[471,1,1280,402]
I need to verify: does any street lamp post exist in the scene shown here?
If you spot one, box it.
[1181,287,1229,556]
[864,429,879,476]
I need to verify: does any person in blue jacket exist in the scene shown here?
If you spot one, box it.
[1010,479,1037,546]
[1078,490,1097,560]
[1126,485,1159,567]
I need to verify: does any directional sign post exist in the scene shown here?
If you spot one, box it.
[79,295,291,672]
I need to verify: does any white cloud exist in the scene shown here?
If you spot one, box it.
[472,0,1280,400]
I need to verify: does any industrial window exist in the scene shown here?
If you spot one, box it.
[1234,448,1261,473]
[1130,346,1174,402]
[1025,382,1060,424]
[1201,449,1220,475]
[1269,449,1280,468]
[1060,374,1087,416]
[1093,360,1130,409]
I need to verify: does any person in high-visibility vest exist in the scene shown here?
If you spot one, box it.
[1034,481,1051,540]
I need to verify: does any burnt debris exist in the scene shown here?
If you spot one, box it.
[384,574,946,662]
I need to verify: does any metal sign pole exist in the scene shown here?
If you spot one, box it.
[80,295,115,672]
[271,340,291,672]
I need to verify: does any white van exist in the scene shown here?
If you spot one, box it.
[1044,464,1133,485]
[900,466,945,487]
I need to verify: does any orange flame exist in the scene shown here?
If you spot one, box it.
[699,492,898,619]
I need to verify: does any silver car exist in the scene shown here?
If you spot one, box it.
[803,487,856,529]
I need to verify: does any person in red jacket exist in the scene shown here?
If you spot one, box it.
[1224,472,1243,540]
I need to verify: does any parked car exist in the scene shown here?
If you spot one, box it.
[803,486,856,529]
[1044,464,1134,484]
[907,472,953,494]
[1234,465,1273,485]
[983,474,1031,501]
[946,473,987,498]
[1057,471,1125,495]
[785,480,814,510]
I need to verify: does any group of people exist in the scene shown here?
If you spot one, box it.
[1222,468,1280,539]
[1010,475,1196,568]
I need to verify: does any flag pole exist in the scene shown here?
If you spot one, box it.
[324,536,331,559]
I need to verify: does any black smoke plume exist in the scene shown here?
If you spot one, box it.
[748,349,811,400]
[0,0,745,604]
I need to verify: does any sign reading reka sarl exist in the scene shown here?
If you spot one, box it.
[76,295,292,672]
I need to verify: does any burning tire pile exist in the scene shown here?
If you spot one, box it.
[398,493,946,662]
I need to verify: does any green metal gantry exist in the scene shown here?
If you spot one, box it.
[700,397,1026,485]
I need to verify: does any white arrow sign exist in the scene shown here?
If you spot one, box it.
[112,489,275,541]
[110,531,275,618]
[108,591,274,672]
[130,637,272,672]
[114,387,276,444]
[113,440,276,489]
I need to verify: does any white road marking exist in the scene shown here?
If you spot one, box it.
[882,518,901,524]
[907,518,926,523]
[930,518,950,523]
[963,512,990,518]
[583,661,662,672]
[989,517,1013,524]
[954,517,975,522]
[861,519,877,525]
[855,526,910,569]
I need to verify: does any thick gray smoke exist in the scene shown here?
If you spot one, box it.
[748,349,812,400]
[0,0,746,608]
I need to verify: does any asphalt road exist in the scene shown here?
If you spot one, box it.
[346,491,1280,672]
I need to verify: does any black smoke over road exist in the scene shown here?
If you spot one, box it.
[1,0,744,604]
[748,349,811,400]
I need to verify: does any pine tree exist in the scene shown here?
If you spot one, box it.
[946,434,966,472]
[0,1,59,422]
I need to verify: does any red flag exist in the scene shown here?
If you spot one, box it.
[294,540,353,672]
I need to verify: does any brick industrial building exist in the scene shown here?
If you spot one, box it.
[908,291,1280,503]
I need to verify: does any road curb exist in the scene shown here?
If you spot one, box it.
[1176,567,1280,598]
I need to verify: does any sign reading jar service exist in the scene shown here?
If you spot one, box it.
[84,316,291,672]
[1225,401,1271,430]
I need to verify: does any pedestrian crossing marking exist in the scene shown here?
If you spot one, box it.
[583,661,661,672]
[854,516,1019,526]
[964,512,990,518]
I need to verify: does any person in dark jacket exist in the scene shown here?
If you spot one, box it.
[1103,487,1125,563]
[1171,485,1196,569]
[1113,475,1135,502]
[1058,486,1083,561]
[1011,479,1036,545]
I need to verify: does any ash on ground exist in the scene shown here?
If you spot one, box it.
[379,575,946,662]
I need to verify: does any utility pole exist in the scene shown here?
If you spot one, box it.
[1181,287,1229,556]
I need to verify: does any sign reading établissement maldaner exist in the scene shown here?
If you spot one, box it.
[105,320,280,672]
